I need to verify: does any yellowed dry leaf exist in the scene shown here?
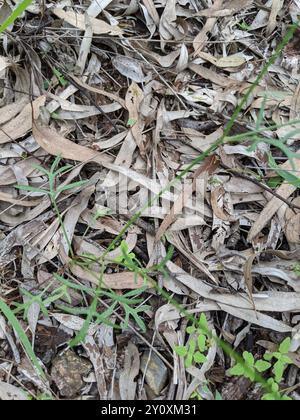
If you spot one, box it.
[198,52,246,68]
[216,55,246,68]
[52,8,123,36]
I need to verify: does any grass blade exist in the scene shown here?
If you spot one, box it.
[0,298,45,379]
[0,0,33,33]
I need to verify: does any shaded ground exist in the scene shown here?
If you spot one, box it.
[0,0,300,400]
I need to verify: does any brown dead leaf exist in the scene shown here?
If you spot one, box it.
[84,336,108,399]
[0,96,45,144]
[0,192,41,207]
[243,253,257,311]
[285,197,300,244]
[125,83,146,154]
[210,186,231,221]
[119,342,140,400]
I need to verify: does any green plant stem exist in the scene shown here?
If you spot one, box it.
[0,0,33,33]
[0,299,45,379]
[52,197,74,259]
[101,20,300,259]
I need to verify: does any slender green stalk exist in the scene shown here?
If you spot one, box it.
[0,299,45,379]
[0,0,33,33]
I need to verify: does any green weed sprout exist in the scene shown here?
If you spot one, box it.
[175,314,209,368]
[230,338,293,400]
[15,156,88,257]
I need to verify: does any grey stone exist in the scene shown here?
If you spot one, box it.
[140,351,168,395]
[51,350,92,398]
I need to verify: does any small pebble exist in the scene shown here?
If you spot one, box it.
[140,351,168,395]
[51,350,92,398]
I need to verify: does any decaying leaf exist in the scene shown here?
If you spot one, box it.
[112,56,146,83]
[0,96,45,144]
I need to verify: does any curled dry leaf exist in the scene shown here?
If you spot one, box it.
[125,82,146,154]
[112,56,146,83]
[0,96,45,144]
[210,186,231,221]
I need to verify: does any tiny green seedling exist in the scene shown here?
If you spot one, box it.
[175,313,209,368]
[263,337,292,383]
[230,337,293,400]
[230,351,271,381]
[293,264,300,277]
[114,241,143,271]
[127,118,137,127]
[16,156,88,256]
[238,21,252,31]
[53,67,68,87]
[266,176,283,189]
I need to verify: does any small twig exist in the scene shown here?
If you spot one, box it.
[221,164,300,212]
